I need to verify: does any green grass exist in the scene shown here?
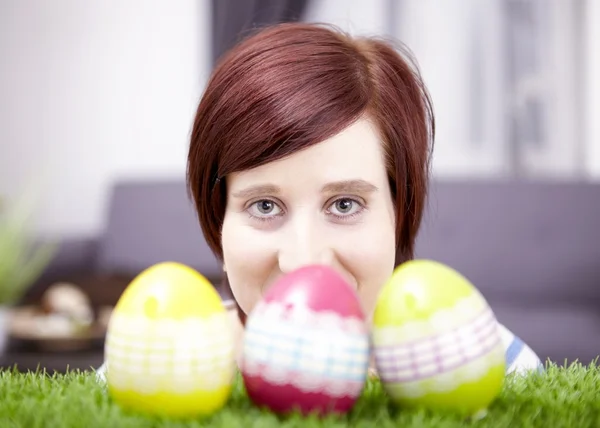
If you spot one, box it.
[0,361,599,427]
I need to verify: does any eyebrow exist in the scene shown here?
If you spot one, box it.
[232,180,378,199]
[321,179,378,194]
[232,184,281,199]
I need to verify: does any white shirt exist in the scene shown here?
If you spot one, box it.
[498,323,543,375]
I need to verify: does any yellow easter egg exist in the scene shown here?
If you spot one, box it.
[372,260,505,417]
[104,262,236,418]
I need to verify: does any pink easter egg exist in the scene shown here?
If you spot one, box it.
[240,265,371,416]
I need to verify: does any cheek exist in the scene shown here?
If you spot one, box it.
[354,235,396,315]
[336,214,396,317]
[221,218,276,312]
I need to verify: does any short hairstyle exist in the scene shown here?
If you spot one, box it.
[187,22,435,268]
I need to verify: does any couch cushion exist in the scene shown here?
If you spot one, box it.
[95,180,222,283]
[416,179,600,303]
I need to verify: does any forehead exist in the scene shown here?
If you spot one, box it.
[227,118,388,187]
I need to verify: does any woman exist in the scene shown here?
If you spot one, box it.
[186,22,541,375]
[97,22,540,382]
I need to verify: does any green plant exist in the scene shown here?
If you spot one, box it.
[0,191,57,305]
[0,361,599,427]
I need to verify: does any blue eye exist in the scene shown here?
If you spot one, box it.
[256,200,276,214]
[328,197,365,221]
[329,198,361,216]
[334,198,354,214]
[247,199,283,221]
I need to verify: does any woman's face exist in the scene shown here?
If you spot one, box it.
[221,117,397,320]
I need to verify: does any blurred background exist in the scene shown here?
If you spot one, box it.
[0,0,598,372]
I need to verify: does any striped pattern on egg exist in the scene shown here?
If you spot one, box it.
[242,299,370,398]
[373,292,505,400]
[105,310,235,395]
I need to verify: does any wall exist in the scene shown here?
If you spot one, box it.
[303,0,389,35]
[303,0,599,179]
[304,0,511,177]
[584,0,600,178]
[0,0,210,238]
[394,0,510,177]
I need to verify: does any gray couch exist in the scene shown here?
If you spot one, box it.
[416,179,600,366]
[23,178,600,366]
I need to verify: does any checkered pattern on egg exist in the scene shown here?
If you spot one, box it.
[372,292,505,398]
[242,299,371,399]
[105,311,236,395]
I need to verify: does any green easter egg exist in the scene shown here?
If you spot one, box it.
[373,259,480,328]
[372,259,505,416]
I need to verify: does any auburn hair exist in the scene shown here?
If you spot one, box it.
[187,22,434,290]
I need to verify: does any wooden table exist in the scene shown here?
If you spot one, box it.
[0,349,104,373]
[0,335,105,373]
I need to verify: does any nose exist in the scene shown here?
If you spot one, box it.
[277,221,335,274]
